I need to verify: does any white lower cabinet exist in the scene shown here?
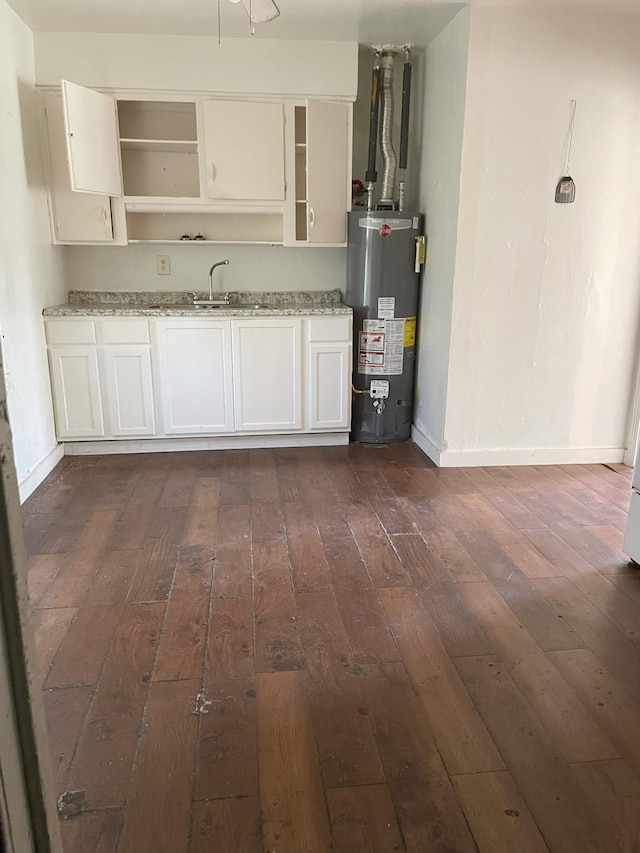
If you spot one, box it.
[308,343,351,430]
[232,318,302,431]
[48,347,105,438]
[154,320,234,435]
[101,347,155,436]
[46,314,351,442]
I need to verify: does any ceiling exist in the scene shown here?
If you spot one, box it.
[8,0,640,42]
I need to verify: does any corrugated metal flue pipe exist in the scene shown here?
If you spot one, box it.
[378,51,397,208]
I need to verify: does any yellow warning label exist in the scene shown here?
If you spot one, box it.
[404,317,416,347]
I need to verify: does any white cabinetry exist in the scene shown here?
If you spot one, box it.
[232,318,302,431]
[42,94,115,244]
[154,320,234,434]
[46,314,351,445]
[40,82,352,247]
[46,317,107,439]
[203,101,285,201]
[308,318,352,430]
[287,100,351,246]
[98,319,155,436]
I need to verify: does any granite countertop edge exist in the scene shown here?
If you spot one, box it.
[43,304,352,317]
[43,288,352,317]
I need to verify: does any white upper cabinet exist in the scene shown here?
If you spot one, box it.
[61,80,122,197]
[306,100,349,244]
[43,94,114,243]
[202,100,285,201]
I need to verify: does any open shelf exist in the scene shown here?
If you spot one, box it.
[126,210,284,244]
[120,139,198,153]
[117,101,197,142]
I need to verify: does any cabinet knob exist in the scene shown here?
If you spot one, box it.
[309,206,315,229]
[209,162,216,190]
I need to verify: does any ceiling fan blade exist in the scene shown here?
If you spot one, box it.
[238,0,280,23]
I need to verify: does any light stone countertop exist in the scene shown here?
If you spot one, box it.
[43,289,353,318]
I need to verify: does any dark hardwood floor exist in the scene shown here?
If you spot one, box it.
[22,444,640,852]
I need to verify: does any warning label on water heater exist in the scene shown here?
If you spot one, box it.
[358,319,406,376]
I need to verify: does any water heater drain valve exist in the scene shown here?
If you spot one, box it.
[369,380,390,400]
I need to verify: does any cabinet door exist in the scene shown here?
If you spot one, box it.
[61,80,122,196]
[43,95,114,243]
[232,318,302,431]
[101,347,156,436]
[203,100,285,201]
[48,347,105,439]
[307,101,349,244]
[308,342,352,430]
[155,320,233,435]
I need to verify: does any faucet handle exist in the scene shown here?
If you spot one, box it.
[183,291,197,303]
[224,291,238,303]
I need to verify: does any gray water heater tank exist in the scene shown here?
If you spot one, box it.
[345,209,424,443]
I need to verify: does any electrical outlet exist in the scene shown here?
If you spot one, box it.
[156,255,171,275]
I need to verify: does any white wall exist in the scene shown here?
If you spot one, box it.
[412,7,470,459]
[421,6,640,466]
[34,32,358,97]
[62,243,345,294]
[0,0,65,497]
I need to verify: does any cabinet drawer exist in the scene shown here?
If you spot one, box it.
[308,317,351,342]
[99,318,150,345]
[45,319,96,345]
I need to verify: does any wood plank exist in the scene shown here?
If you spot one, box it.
[43,685,93,791]
[68,603,164,808]
[37,574,94,610]
[525,528,640,644]
[283,502,333,593]
[502,541,562,579]
[379,586,504,774]
[191,797,263,853]
[194,680,259,800]
[457,492,525,543]
[33,607,77,681]
[297,591,383,788]
[391,533,443,590]
[420,582,496,658]
[257,670,332,853]
[570,758,640,853]
[117,678,199,853]
[455,581,616,763]
[253,542,304,672]
[54,509,119,578]
[401,498,487,582]
[457,531,585,651]
[451,770,549,853]
[60,809,123,853]
[46,552,137,688]
[158,464,196,508]
[548,647,640,777]
[220,448,251,505]
[348,513,412,588]
[455,654,611,853]
[108,478,164,551]
[182,477,220,547]
[336,587,400,665]
[154,545,211,682]
[358,662,477,852]
[327,784,405,853]
[27,554,64,606]
[195,597,258,800]
[534,576,640,707]
[128,533,178,604]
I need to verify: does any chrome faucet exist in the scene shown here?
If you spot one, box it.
[193,259,231,306]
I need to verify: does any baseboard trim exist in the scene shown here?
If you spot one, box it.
[410,427,626,468]
[63,432,349,456]
[437,446,626,468]
[18,443,64,503]
[411,425,442,466]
